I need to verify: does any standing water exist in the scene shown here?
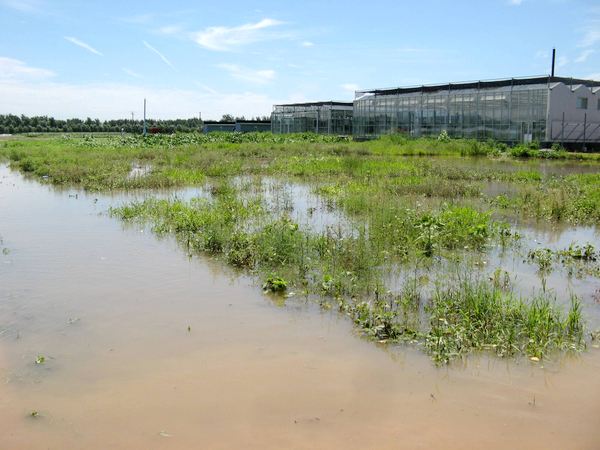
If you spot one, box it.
[1,164,600,449]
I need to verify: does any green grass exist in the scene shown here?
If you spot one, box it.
[424,279,585,363]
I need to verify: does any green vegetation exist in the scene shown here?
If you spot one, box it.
[263,277,288,292]
[0,113,271,135]
[423,279,584,363]
[1,132,598,364]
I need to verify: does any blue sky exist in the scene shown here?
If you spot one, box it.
[0,0,599,121]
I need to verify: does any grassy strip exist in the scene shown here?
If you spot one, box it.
[3,134,600,225]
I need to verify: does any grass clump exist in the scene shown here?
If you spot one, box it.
[424,279,585,363]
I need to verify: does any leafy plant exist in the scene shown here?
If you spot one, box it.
[263,276,288,292]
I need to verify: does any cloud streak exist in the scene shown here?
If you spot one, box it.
[1,0,43,13]
[122,67,143,78]
[143,40,177,71]
[64,37,103,56]
[0,57,55,81]
[575,49,594,63]
[579,28,600,47]
[217,64,275,83]
[192,18,286,51]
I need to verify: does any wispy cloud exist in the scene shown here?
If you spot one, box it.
[587,72,600,80]
[535,50,549,59]
[122,67,143,78]
[194,81,217,94]
[64,37,103,56]
[143,41,177,71]
[0,57,55,81]
[341,83,358,92]
[579,28,600,47]
[217,64,275,83]
[301,41,314,47]
[508,0,525,4]
[1,0,43,13]
[575,49,594,63]
[557,55,568,67]
[157,25,183,35]
[192,18,286,51]
[396,48,439,53]
[118,13,154,24]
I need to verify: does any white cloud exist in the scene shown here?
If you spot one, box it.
[575,49,594,63]
[217,64,275,84]
[580,28,600,47]
[64,37,103,56]
[509,0,525,4]
[301,41,314,47]
[118,13,154,24]
[0,80,282,121]
[121,67,143,78]
[191,18,286,51]
[535,50,549,59]
[557,55,568,67]
[341,83,359,92]
[1,0,43,13]
[0,57,55,81]
[193,81,218,94]
[143,41,177,71]
[587,72,600,80]
[157,25,183,35]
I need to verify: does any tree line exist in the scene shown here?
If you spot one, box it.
[0,114,271,134]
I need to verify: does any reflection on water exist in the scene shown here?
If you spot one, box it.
[1,163,600,449]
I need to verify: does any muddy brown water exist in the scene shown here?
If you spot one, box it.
[1,165,600,449]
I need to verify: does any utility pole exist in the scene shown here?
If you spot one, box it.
[143,98,147,135]
[131,111,134,121]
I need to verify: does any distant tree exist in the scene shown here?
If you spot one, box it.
[220,114,234,123]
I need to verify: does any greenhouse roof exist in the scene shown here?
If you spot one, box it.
[356,76,600,97]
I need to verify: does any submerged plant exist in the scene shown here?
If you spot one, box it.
[263,276,288,292]
[423,278,585,363]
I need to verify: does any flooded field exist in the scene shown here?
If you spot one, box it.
[2,159,600,449]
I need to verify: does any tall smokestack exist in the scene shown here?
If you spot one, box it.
[551,48,556,77]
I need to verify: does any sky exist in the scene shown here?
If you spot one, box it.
[0,0,599,121]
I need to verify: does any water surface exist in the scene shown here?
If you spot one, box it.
[1,164,600,449]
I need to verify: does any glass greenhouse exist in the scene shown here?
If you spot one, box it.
[271,102,353,135]
[353,76,600,145]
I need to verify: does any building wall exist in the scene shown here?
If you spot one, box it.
[547,83,600,144]
[203,123,235,133]
[235,122,271,133]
